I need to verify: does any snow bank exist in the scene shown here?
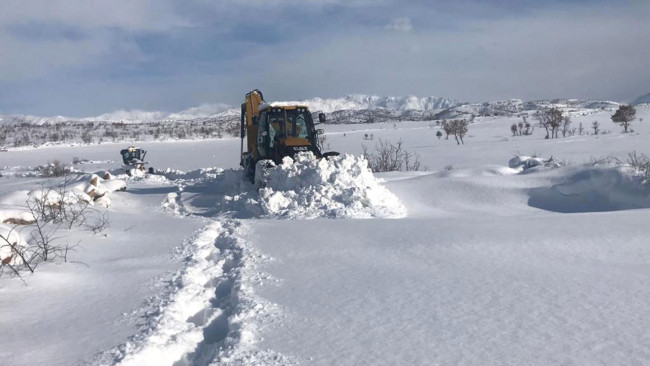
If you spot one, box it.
[0,223,27,265]
[0,209,35,225]
[27,174,126,208]
[509,155,560,172]
[258,153,406,219]
[528,166,650,213]
[158,154,406,219]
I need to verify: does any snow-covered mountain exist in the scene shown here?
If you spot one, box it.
[277,95,459,114]
[632,93,650,106]
[0,95,623,126]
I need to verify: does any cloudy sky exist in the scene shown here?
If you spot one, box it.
[1,0,649,116]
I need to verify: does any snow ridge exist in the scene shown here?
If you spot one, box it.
[109,220,287,366]
[274,94,459,114]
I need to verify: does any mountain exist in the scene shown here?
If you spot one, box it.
[631,93,650,106]
[275,95,459,114]
[0,95,623,126]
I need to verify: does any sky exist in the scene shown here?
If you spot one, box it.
[0,0,649,116]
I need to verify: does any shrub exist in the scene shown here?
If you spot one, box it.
[362,139,421,172]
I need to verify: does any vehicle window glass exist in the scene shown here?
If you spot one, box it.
[286,109,311,138]
[257,111,268,156]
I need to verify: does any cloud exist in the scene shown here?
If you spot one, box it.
[1,0,649,115]
[0,0,189,32]
[385,17,414,33]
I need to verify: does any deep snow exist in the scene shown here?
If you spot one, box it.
[1,105,650,365]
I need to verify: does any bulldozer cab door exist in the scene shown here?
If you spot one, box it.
[257,109,284,159]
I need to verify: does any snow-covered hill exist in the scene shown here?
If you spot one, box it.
[0,95,625,127]
[275,95,459,114]
[632,92,650,106]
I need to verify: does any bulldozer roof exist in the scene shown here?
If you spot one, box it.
[259,103,310,112]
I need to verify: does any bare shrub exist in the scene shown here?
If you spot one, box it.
[39,160,74,177]
[627,151,650,183]
[1,178,110,278]
[362,139,421,172]
[588,155,623,166]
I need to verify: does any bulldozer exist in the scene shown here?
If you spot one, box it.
[240,89,338,183]
[120,146,153,176]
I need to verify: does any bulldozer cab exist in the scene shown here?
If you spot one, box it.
[120,147,146,165]
[256,106,318,161]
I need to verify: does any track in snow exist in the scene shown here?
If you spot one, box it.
[99,219,287,366]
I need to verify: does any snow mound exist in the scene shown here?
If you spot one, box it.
[259,153,406,219]
[0,223,28,265]
[528,166,650,213]
[28,174,126,208]
[159,154,406,219]
[509,155,561,172]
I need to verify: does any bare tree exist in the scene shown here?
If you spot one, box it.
[592,121,600,135]
[578,122,584,136]
[534,108,563,139]
[510,124,518,136]
[611,105,636,133]
[561,115,572,138]
[443,119,469,145]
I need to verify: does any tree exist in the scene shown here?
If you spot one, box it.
[611,105,636,133]
[443,119,469,145]
[436,130,442,140]
[534,109,551,138]
[561,115,572,138]
[510,124,518,136]
[578,122,584,136]
[592,121,600,135]
[548,108,563,138]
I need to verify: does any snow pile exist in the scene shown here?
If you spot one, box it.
[259,153,406,219]
[0,224,27,265]
[28,174,126,208]
[161,191,187,216]
[509,155,560,172]
[0,209,35,225]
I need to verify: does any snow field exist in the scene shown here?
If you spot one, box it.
[112,219,286,366]
[3,105,650,365]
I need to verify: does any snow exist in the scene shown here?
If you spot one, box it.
[273,94,459,114]
[258,153,405,219]
[2,104,650,365]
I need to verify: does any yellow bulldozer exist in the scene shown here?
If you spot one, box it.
[240,89,338,182]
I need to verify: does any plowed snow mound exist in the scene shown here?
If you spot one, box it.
[259,153,406,219]
[164,154,406,219]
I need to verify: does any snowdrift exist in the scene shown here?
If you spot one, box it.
[528,166,650,213]
[509,155,560,172]
[0,223,27,265]
[162,154,406,219]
